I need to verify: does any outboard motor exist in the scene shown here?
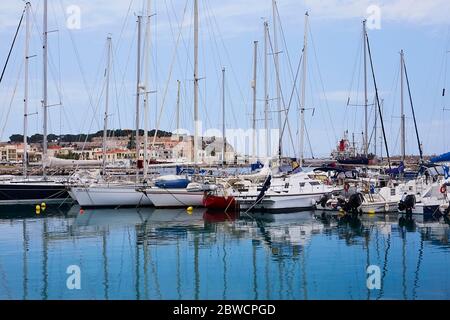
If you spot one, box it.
[398,194,416,215]
[343,193,364,215]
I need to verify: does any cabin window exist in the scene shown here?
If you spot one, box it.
[299,183,305,188]
[310,181,320,186]
[391,189,396,196]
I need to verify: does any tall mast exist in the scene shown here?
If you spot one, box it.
[135,16,142,170]
[42,0,48,177]
[264,20,270,158]
[143,0,151,179]
[222,67,226,165]
[299,12,308,167]
[176,80,181,139]
[102,36,112,175]
[400,49,406,162]
[252,41,258,160]
[23,2,31,177]
[363,20,368,157]
[374,96,377,156]
[193,0,200,164]
[272,0,282,155]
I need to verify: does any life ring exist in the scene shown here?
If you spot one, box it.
[440,185,447,194]
[344,183,350,192]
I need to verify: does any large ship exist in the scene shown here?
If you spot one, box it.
[331,131,376,166]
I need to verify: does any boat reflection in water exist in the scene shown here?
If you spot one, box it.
[0,206,449,300]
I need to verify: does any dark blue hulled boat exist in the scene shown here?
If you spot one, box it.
[0,179,70,206]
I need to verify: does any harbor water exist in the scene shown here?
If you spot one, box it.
[0,206,449,300]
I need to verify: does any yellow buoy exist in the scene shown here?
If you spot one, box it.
[41,202,46,211]
[368,210,375,215]
[35,205,41,215]
[187,206,194,214]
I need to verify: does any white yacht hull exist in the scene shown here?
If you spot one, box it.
[237,193,324,212]
[71,185,153,208]
[142,188,204,208]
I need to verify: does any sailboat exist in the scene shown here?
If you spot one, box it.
[138,0,210,208]
[0,1,70,206]
[69,4,155,208]
[233,12,340,212]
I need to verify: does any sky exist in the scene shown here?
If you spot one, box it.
[0,0,449,158]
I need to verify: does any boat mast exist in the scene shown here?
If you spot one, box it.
[403,58,424,162]
[400,49,406,162]
[193,0,200,164]
[252,41,258,160]
[135,15,142,173]
[102,36,112,176]
[272,0,282,156]
[143,0,151,179]
[23,2,31,177]
[176,79,181,140]
[42,0,48,178]
[366,31,392,170]
[264,20,270,158]
[363,19,368,157]
[299,12,308,167]
[374,96,377,156]
[222,67,226,165]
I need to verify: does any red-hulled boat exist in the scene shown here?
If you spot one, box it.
[203,192,238,212]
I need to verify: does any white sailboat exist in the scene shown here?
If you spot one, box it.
[70,4,154,208]
[136,0,207,209]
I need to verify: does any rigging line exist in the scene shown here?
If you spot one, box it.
[345,27,364,128]
[73,42,108,142]
[0,5,25,86]
[403,60,423,161]
[306,49,333,151]
[0,59,24,141]
[279,52,303,159]
[112,23,137,130]
[206,0,248,111]
[308,24,337,142]
[167,0,194,126]
[73,46,109,174]
[366,35,391,169]
[276,4,301,109]
[113,0,135,59]
[151,0,188,149]
[29,5,65,111]
[202,1,238,127]
[304,123,314,159]
[111,50,122,130]
[388,61,400,144]
[266,28,298,157]
[352,50,363,137]
[57,0,102,130]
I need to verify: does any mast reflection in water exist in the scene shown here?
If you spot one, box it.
[0,206,449,300]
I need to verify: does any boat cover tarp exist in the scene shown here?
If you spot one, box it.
[430,152,450,164]
[385,162,405,175]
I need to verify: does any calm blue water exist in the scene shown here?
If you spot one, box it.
[0,205,449,300]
